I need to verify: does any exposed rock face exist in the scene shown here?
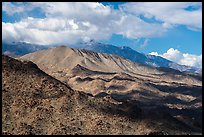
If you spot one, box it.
[19,46,201,86]
[3,47,202,135]
[3,40,200,73]
[1,55,180,135]
[71,40,200,73]
[17,47,202,134]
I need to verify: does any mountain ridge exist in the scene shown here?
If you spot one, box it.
[3,41,201,74]
[3,54,202,135]
[18,46,201,86]
[71,40,200,74]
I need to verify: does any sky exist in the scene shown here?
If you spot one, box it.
[2,2,202,68]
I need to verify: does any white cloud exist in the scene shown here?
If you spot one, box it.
[2,2,36,15]
[120,2,202,30]
[2,17,112,45]
[3,2,25,15]
[149,48,202,68]
[2,2,168,45]
[140,39,150,49]
[149,52,159,56]
[2,2,202,45]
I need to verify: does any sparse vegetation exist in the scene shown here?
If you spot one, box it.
[2,52,202,135]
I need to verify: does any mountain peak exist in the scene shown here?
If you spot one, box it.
[3,40,200,74]
[5,54,202,135]
[70,42,200,74]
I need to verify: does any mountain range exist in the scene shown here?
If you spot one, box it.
[2,42,48,57]
[3,46,202,134]
[71,40,201,74]
[2,41,201,74]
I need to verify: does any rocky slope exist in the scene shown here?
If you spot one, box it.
[19,46,201,86]
[16,46,202,134]
[71,40,200,73]
[3,55,202,135]
[3,40,200,74]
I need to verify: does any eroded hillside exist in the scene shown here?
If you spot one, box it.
[2,55,202,135]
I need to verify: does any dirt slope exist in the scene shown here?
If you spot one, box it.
[2,55,201,135]
[18,46,202,86]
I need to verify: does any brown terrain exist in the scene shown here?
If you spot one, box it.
[2,46,202,135]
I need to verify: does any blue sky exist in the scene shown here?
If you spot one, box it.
[2,2,202,68]
[101,2,202,55]
[101,25,202,55]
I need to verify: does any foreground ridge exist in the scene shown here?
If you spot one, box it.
[2,54,202,135]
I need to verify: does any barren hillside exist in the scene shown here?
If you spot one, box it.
[2,55,202,135]
[19,46,201,86]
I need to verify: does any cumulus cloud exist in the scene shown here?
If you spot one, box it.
[2,2,37,15]
[149,52,158,56]
[2,2,169,45]
[2,17,112,45]
[149,48,202,68]
[3,2,26,15]
[120,2,202,30]
[2,2,202,45]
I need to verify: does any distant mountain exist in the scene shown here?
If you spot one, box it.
[17,47,202,135]
[4,55,202,135]
[19,46,201,87]
[71,40,200,74]
[2,40,201,74]
[2,42,48,57]
[3,55,144,135]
